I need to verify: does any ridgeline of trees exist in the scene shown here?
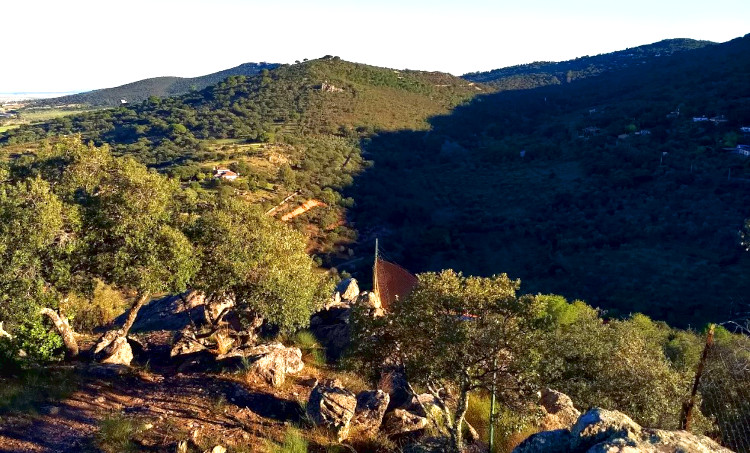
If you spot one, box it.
[463,38,715,90]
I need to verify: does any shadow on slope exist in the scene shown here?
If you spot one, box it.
[345,35,750,328]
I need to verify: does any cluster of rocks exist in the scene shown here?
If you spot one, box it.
[515,389,733,453]
[310,278,383,360]
[306,378,429,443]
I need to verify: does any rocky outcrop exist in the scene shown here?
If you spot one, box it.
[98,336,133,366]
[513,407,734,453]
[352,390,390,437]
[337,278,360,302]
[170,328,207,358]
[540,388,581,431]
[310,306,350,360]
[307,379,357,442]
[381,408,429,436]
[220,342,303,387]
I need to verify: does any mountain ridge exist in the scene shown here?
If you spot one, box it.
[462,38,716,90]
[31,62,280,107]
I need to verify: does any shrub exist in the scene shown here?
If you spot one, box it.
[61,280,128,332]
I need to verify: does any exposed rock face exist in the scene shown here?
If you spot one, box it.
[310,306,350,360]
[307,379,357,442]
[220,342,303,387]
[337,278,360,302]
[357,291,383,312]
[570,408,642,451]
[320,81,344,93]
[540,388,581,431]
[352,390,390,437]
[514,429,572,453]
[99,336,133,366]
[514,407,734,453]
[381,408,429,436]
[170,328,207,358]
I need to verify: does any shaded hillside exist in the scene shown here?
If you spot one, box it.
[32,62,280,107]
[463,39,714,90]
[349,35,750,328]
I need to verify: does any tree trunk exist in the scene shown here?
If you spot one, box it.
[449,386,471,453]
[40,308,79,358]
[93,292,150,354]
[120,292,150,336]
[0,322,13,339]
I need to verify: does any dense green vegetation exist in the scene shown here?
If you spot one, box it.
[463,38,714,90]
[0,138,328,364]
[350,34,750,327]
[2,40,749,328]
[0,57,480,256]
[32,62,279,107]
[351,270,749,450]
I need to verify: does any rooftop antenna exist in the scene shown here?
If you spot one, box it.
[373,238,379,300]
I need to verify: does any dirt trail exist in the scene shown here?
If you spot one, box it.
[0,350,313,453]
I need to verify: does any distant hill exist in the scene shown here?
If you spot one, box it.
[350,35,750,328]
[463,39,715,90]
[2,57,483,165]
[32,62,280,107]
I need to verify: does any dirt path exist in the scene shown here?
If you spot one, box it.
[0,363,312,453]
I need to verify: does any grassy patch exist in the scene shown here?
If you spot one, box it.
[0,368,77,414]
[267,426,309,453]
[464,393,539,453]
[289,330,327,367]
[96,413,141,453]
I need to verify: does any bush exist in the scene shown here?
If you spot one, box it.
[16,320,64,363]
[61,280,128,332]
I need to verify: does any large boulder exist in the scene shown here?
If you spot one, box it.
[99,336,133,366]
[170,328,207,358]
[337,278,360,302]
[307,379,357,442]
[513,429,573,453]
[540,388,581,431]
[513,406,735,453]
[352,390,390,437]
[637,429,733,453]
[381,408,429,436]
[570,408,642,451]
[220,342,303,387]
[309,306,351,360]
[356,291,384,315]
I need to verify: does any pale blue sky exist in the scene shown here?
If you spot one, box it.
[2,0,748,93]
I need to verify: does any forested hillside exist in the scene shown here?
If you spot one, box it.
[350,34,750,327]
[31,62,279,107]
[463,38,714,90]
[0,57,482,255]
